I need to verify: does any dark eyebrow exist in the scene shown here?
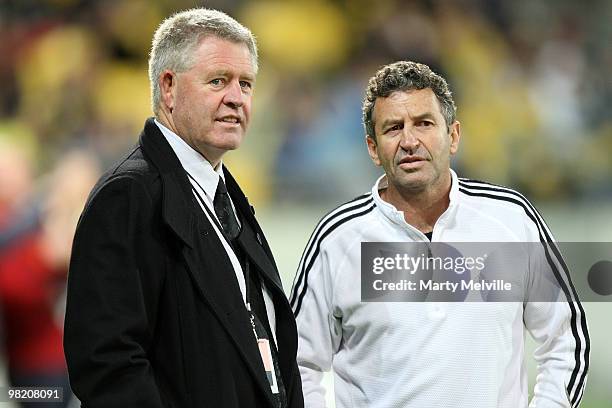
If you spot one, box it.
[378,118,403,130]
[411,112,437,122]
[378,112,439,129]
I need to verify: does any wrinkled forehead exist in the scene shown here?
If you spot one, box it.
[372,88,443,124]
[194,34,258,72]
[189,36,258,76]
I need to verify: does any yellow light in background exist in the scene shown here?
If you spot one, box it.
[0,121,39,166]
[241,1,350,73]
[104,0,163,59]
[92,63,151,135]
[16,26,98,129]
[17,26,96,92]
[436,7,539,185]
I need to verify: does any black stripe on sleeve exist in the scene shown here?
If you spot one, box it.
[292,201,375,317]
[458,180,589,406]
[289,194,372,307]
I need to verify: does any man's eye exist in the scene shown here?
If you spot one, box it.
[239,80,252,89]
[386,124,402,133]
[210,79,224,86]
[417,121,434,127]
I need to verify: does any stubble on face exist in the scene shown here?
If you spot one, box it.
[368,88,458,199]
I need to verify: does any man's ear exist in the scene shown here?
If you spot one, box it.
[366,135,381,166]
[449,120,461,155]
[159,70,176,113]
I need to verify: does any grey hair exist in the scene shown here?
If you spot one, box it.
[362,61,456,140]
[148,8,258,115]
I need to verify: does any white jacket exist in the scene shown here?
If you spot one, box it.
[290,170,589,408]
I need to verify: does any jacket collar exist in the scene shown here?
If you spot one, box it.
[139,117,196,247]
[154,118,227,203]
[224,166,283,290]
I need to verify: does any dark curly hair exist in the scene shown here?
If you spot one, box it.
[362,61,456,139]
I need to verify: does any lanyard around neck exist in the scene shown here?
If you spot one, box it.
[185,171,256,324]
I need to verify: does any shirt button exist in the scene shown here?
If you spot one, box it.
[428,304,446,320]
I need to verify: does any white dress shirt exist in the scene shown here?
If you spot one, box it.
[155,119,277,343]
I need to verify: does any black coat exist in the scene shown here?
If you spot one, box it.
[64,118,304,408]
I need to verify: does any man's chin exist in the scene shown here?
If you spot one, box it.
[211,134,244,152]
[219,142,242,152]
[394,172,432,192]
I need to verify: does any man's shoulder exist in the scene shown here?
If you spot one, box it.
[88,144,162,206]
[310,192,376,247]
[456,177,548,234]
[457,177,538,214]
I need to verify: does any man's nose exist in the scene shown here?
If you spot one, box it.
[223,80,245,107]
[399,128,419,152]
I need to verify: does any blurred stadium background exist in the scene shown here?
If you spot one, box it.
[0,0,610,406]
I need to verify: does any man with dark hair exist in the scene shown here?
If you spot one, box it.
[64,8,303,408]
[290,61,589,407]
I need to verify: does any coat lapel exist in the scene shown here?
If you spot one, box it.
[179,217,278,406]
[139,118,278,406]
[235,217,283,291]
[223,168,283,292]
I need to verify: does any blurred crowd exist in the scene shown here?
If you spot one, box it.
[0,0,610,404]
[1,0,610,206]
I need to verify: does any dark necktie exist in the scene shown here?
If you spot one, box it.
[213,176,240,239]
[213,176,286,407]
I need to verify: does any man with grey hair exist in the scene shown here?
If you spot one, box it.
[64,8,304,408]
[290,61,589,407]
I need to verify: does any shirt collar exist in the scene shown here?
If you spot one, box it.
[371,168,460,231]
[154,119,224,200]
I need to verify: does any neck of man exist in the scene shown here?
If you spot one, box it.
[155,110,222,169]
[381,172,452,234]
